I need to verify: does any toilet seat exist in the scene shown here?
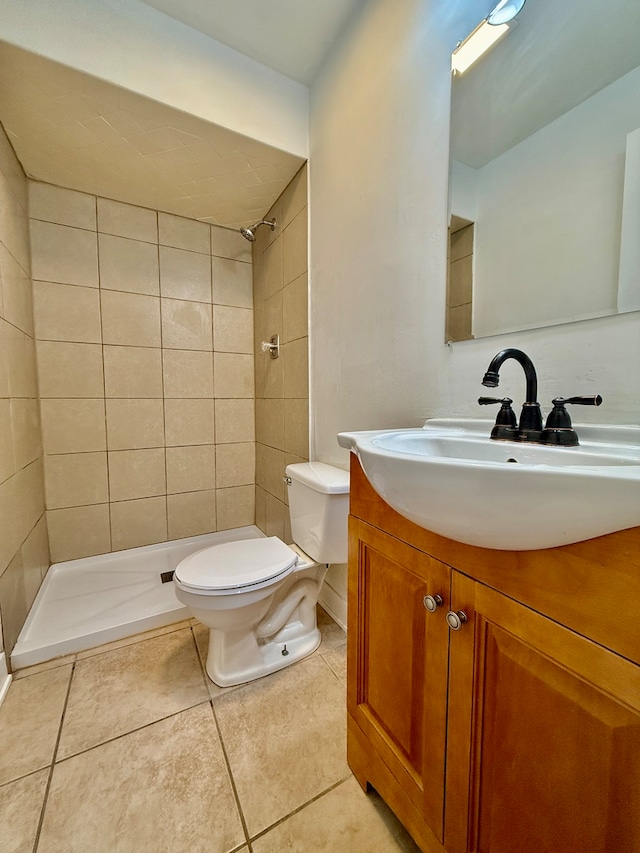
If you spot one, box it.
[174,537,298,594]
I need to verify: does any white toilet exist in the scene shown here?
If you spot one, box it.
[174,461,349,687]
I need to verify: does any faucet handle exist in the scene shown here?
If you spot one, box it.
[552,395,603,407]
[542,395,602,447]
[478,397,518,439]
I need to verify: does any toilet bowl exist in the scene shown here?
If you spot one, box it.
[174,462,349,687]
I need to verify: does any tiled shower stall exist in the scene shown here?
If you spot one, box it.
[0,119,309,663]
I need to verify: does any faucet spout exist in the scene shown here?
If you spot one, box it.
[482,348,542,437]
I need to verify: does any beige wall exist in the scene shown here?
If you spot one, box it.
[0,129,50,657]
[30,182,256,562]
[253,165,309,539]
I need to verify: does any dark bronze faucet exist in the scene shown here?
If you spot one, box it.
[481,348,543,441]
[479,348,602,445]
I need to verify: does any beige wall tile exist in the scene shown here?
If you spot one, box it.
[166,445,215,494]
[255,348,284,399]
[280,164,307,229]
[98,234,159,296]
[44,452,109,509]
[0,242,34,336]
[255,485,267,532]
[161,299,212,350]
[17,461,47,541]
[106,399,165,450]
[283,210,308,285]
[47,504,111,562]
[216,485,255,531]
[0,475,20,574]
[214,353,254,398]
[162,349,213,398]
[6,325,38,399]
[256,443,286,501]
[448,255,473,308]
[101,291,161,347]
[211,226,251,263]
[36,341,104,398]
[108,448,166,501]
[282,274,308,343]
[283,399,309,459]
[450,223,474,262]
[164,399,214,446]
[0,318,11,398]
[167,490,216,540]
[160,246,211,303]
[110,496,168,551]
[0,399,15,483]
[103,346,163,398]
[33,281,102,343]
[11,398,42,469]
[283,337,309,399]
[212,256,253,308]
[0,551,27,655]
[264,492,286,540]
[254,291,283,355]
[214,306,253,353]
[29,182,96,230]
[158,212,210,253]
[97,198,157,243]
[21,515,50,606]
[40,399,106,455]
[215,398,255,444]
[255,399,285,451]
[216,442,255,488]
[262,239,283,301]
[30,220,98,287]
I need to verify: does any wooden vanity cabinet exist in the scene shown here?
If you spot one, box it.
[347,456,640,853]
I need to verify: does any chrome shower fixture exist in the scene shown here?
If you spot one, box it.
[239,218,277,242]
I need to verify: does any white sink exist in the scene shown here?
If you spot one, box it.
[338,419,640,550]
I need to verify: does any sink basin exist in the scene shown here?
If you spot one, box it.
[338,419,640,550]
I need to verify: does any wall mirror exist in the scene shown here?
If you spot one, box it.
[447,0,640,342]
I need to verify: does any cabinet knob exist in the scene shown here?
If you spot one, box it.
[446,610,468,631]
[423,594,443,612]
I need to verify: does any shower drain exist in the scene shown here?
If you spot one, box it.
[160,570,175,584]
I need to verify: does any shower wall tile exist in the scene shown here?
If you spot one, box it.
[167,489,217,540]
[30,220,99,287]
[36,341,104,398]
[164,398,215,446]
[29,182,96,230]
[216,485,255,531]
[103,346,163,398]
[108,448,166,502]
[0,139,49,660]
[162,349,214,399]
[158,212,210,254]
[159,246,211,303]
[97,198,157,243]
[40,399,107,455]
[253,164,309,535]
[33,280,102,343]
[100,290,161,347]
[110,496,168,552]
[105,399,165,450]
[30,183,258,567]
[44,452,109,509]
[98,233,160,296]
[46,504,111,563]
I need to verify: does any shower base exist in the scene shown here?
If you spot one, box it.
[11,526,265,670]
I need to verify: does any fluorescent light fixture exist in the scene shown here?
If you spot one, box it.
[451,19,510,75]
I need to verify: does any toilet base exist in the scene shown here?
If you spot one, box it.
[205,625,321,687]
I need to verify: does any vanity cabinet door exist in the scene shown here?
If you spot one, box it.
[445,571,640,853]
[347,517,451,844]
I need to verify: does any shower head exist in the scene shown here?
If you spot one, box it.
[239,218,277,242]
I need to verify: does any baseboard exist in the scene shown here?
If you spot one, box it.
[0,653,12,708]
[319,583,347,633]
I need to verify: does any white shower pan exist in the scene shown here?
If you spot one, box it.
[12,526,266,670]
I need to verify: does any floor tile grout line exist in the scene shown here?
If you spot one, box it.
[207,698,254,853]
[31,658,76,853]
[248,775,354,845]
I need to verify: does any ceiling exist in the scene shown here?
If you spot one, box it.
[138,0,364,86]
[0,1,362,227]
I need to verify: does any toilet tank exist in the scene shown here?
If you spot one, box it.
[285,462,350,564]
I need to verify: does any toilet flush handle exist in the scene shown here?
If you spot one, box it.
[283,476,292,486]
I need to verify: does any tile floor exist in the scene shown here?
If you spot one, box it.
[0,608,420,852]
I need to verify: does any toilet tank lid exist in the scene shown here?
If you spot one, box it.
[285,462,349,494]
